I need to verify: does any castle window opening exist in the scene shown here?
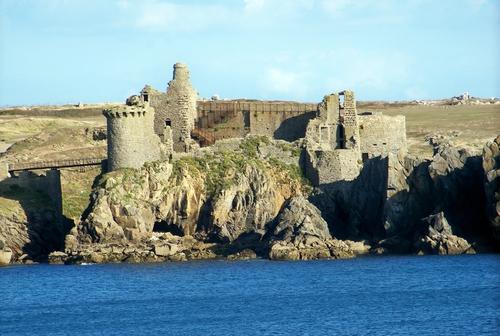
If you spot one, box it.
[143,94,149,102]
[243,110,250,128]
[339,94,345,109]
[165,119,172,127]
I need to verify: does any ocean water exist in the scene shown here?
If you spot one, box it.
[0,255,498,336]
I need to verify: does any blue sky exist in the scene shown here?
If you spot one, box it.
[0,0,498,106]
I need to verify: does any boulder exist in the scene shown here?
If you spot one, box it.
[48,251,68,264]
[268,196,354,260]
[0,248,12,265]
[272,196,331,242]
[227,249,257,260]
[414,212,473,255]
[153,243,178,257]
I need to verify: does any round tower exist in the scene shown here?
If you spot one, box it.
[152,62,198,152]
[103,98,160,171]
[172,62,189,81]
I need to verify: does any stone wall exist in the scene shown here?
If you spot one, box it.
[341,90,360,150]
[305,149,361,185]
[147,63,198,152]
[306,94,341,151]
[3,169,63,213]
[303,92,363,186]
[196,100,317,142]
[358,112,407,158]
[104,102,161,171]
[248,102,317,140]
[196,101,246,140]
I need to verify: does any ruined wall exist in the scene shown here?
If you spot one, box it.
[104,102,161,171]
[249,102,317,140]
[196,101,246,140]
[303,92,363,187]
[305,120,341,151]
[305,149,362,186]
[305,94,342,151]
[148,63,198,152]
[358,113,407,158]
[341,90,360,150]
[3,170,63,213]
[196,100,317,142]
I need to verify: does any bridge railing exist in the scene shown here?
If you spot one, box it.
[7,157,106,172]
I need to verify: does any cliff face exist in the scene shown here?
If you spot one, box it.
[308,136,497,255]
[3,136,496,265]
[60,138,355,263]
[55,135,497,264]
[75,144,307,244]
[483,136,500,243]
[0,188,69,263]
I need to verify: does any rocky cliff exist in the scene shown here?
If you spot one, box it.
[0,185,69,264]
[55,135,500,264]
[2,135,498,265]
[483,136,500,243]
[56,137,357,263]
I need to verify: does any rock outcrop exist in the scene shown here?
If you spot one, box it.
[5,135,496,265]
[268,196,355,260]
[0,239,12,265]
[311,136,496,255]
[63,137,320,262]
[483,136,500,244]
[414,212,473,255]
[0,188,69,263]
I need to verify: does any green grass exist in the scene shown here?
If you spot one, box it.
[238,135,270,158]
[0,184,54,216]
[61,168,101,220]
[170,142,311,198]
[368,104,500,157]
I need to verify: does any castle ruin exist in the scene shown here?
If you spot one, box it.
[104,63,407,182]
[103,96,163,171]
[141,63,198,153]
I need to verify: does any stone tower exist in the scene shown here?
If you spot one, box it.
[103,97,161,171]
[304,90,362,186]
[340,90,360,150]
[151,62,198,152]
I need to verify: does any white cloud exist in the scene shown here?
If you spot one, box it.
[259,48,412,100]
[116,0,319,33]
[119,0,231,32]
[264,68,310,96]
[321,0,356,14]
[244,0,267,13]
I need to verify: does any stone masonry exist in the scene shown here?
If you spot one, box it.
[305,91,363,185]
[144,63,198,152]
[107,63,407,186]
[358,112,407,158]
[103,97,162,171]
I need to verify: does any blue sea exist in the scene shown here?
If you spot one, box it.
[0,255,499,336]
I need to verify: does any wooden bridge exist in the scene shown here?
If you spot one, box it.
[191,128,216,147]
[7,157,106,173]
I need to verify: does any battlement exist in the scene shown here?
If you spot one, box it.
[103,105,151,119]
[103,99,161,171]
[173,62,190,81]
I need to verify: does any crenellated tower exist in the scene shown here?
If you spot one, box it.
[103,97,161,171]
